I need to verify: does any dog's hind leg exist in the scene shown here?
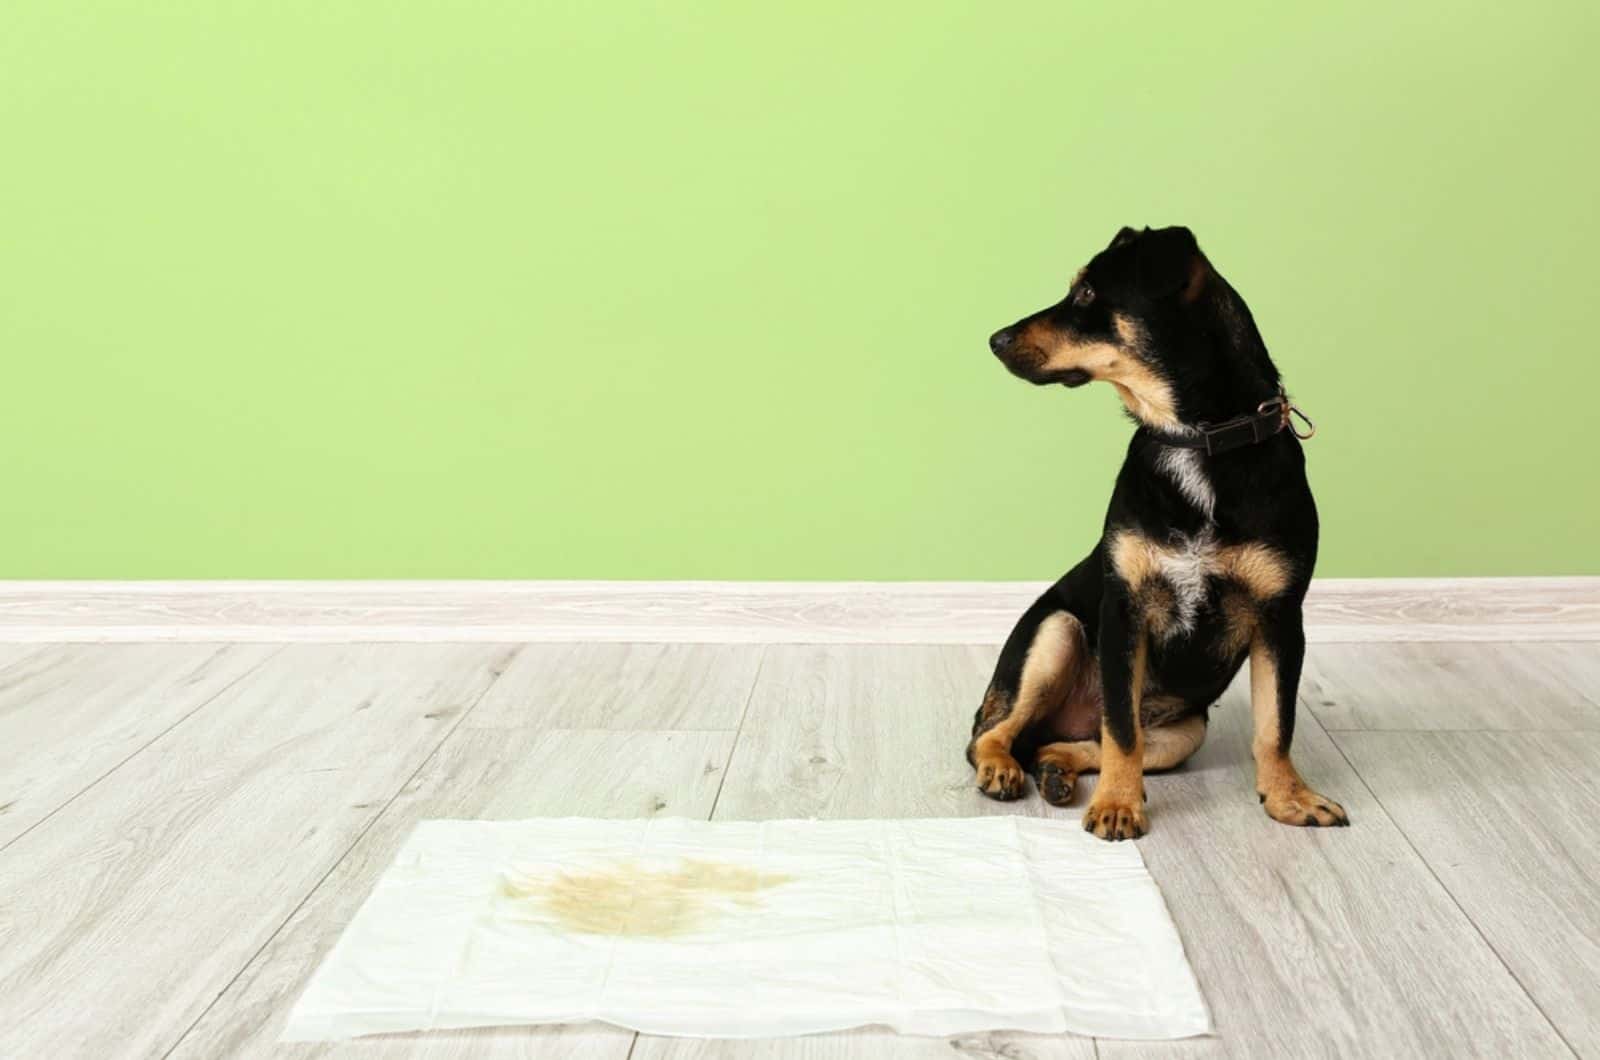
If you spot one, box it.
[968,607,1090,801]
[1033,715,1207,807]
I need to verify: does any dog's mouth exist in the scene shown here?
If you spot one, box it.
[1031,367,1093,388]
[995,343,1096,389]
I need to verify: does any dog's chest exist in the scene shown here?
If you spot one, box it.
[1149,529,1216,631]
[1109,528,1292,643]
[1130,529,1221,636]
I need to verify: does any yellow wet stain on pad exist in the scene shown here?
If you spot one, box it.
[501,858,795,937]
[283,817,1210,1041]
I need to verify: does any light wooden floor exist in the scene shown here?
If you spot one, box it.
[2,639,1598,1059]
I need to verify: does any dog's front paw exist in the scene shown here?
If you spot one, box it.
[1260,784,1349,827]
[1082,794,1148,840]
[974,751,1026,801]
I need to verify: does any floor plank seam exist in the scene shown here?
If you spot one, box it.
[706,645,767,823]
[0,641,55,686]
[1326,732,1581,1058]
[0,643,288,857]
[1321,726,1600,734]
[156,644,526,1060]
[526,726,748,736]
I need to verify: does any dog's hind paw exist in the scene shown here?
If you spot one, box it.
[1037,761,1078,806]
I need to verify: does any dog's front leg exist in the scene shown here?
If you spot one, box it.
[1250,607,1349,827]
[1083,585,1148,840]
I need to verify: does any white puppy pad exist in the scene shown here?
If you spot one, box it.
[283,816,1209,1042]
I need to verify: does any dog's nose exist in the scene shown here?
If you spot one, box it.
[989,329,1014,355]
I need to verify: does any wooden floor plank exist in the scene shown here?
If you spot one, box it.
[1095,680,1569,1059]
[0,643,277,846]
[1336,730,1600,1056]
[0,644,515,1060]
[631,645,1094,1060]
[709,644,1070,822]
[0,643,49,677]
[1302,641,1600,732]
[170,726,737,1059]
[465,643,764,730]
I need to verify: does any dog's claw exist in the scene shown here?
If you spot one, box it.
[1082,798,1149,841]
[1263,785,1348,828]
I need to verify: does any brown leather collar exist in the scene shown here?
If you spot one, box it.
[1157,391,1316,456]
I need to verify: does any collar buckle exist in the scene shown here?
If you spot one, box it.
[1285,402,1316,440]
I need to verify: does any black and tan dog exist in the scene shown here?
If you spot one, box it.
[967,225,1347,840]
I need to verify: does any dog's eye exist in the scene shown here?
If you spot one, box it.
[1072,283,1095,308]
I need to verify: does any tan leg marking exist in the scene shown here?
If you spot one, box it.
[1082,634,1150,840]
[1108,528,1159,589]
[1250,635,1348,827]
[1227,542,1293,600]
[1036,715,1206,807]
[1216,590,1258,659]
[1144,714,1208,770]
[972,612,1081,801]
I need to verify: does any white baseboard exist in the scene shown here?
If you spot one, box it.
[0,578,1594,643]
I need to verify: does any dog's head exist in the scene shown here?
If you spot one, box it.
[988,226,1278,430]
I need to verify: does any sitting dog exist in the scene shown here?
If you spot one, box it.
[967,225,1347,840]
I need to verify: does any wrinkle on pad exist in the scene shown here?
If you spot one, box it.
[283,816,1211,1042]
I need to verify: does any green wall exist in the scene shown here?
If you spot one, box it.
[3,2,1596,579]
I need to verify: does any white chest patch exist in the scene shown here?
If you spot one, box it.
[1154,447,1216,521]
[1150,528,1219,635]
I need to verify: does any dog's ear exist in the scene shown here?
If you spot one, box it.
[1135,226,1207,302]
[1106,225,1141,251]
